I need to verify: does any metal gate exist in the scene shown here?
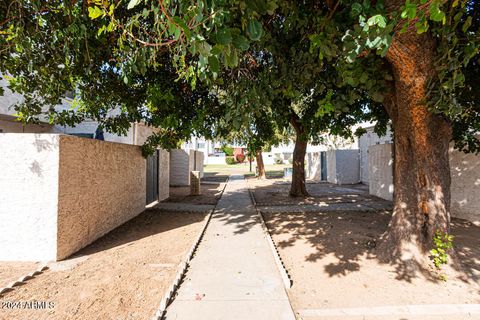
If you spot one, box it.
[320,151,327,181]
[146,150,159,204]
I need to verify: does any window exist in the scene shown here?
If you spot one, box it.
[197,143,205,149]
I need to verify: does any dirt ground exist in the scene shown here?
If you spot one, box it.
[247,178,392,208]
[0,262,42,289]
[263,210,480,319]
[0,210,207,320]
[166,182,225,205]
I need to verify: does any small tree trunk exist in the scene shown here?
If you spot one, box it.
[380,4,453,266]
[256,149,267,180]
[289,116,309,197]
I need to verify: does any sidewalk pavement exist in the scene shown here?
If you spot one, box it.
[165,174,295,320]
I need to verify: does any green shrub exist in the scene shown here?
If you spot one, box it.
[430,230,454,270]
[275,158,284,164]
[225,156,236,165]
[221,145,234,156]
[288,158,293,164]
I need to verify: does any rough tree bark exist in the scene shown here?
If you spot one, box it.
[379,0,453,264]
[256,149,267,180]
[289,115,309,197]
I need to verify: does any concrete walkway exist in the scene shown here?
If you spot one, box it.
[165,175,295,320]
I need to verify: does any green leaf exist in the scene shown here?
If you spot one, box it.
[462,16,472,33]
[429,3,445,23]
[232,35,250,51]
[367,15,387,28]
[127,0,142,10]
[173,16,192,39]
[88,6,103,20]
[351,3,362,16]
[214,28,232,45]
[246,20,263,41]
[208,56,220,73]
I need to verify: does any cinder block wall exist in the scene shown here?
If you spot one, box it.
[158,149,170,201]
[170,149,190,186]
[0,133,147,261]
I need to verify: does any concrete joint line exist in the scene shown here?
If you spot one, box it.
[151,178,229,320]
[0,263,49,296]
[298,304,480,317]
[247,181,292,289]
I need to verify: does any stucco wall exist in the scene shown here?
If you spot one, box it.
[325,150,360,184]
[56,135,146,259]
[368,144,394,201]
[358,126,393,184]
[326,150,337,184]
[194,150,205,178]
[0,118,56,134]
[306,152,321,181]
[368,142,480,224]
[133,122,159,145]
[450,147,480,224]
[170,149,190,186]
[0,134,60,261]
[335,150,360,184]
[158,149,170,202]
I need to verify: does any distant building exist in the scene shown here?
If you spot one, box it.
[0,78,156,145]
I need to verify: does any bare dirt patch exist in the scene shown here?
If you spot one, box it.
[0,262,41,289]
[166,182,225,205]
[263,210,480,319]
[248,179,391,208]
[0,210,206,320]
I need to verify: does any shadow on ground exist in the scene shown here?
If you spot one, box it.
[166,182,225,205]
[245,180,480,287]
[74,209,206,257]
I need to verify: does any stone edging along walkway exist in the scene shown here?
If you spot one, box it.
[0,264,49,296]
[151,179,229,320]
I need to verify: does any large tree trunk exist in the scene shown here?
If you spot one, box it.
[380,1,453,266]
[256,149,267,180]
[289,116,309,197]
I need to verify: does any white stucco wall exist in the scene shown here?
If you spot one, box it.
[306,152,321,181]
[368,144,394,201]
[358,126,393,184]
[368,142,480,224]
[326,150,337,184]
[205,155,226,165]
[170,149,190,186]
[194,150,205,178]
[0,134,60,261]
[158,149,170,201]
[325,149,360,184]
[0,133,147,261]
[335,150,361,184]
[450,147,480,224]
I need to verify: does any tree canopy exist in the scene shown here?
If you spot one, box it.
[1,0,480,263]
